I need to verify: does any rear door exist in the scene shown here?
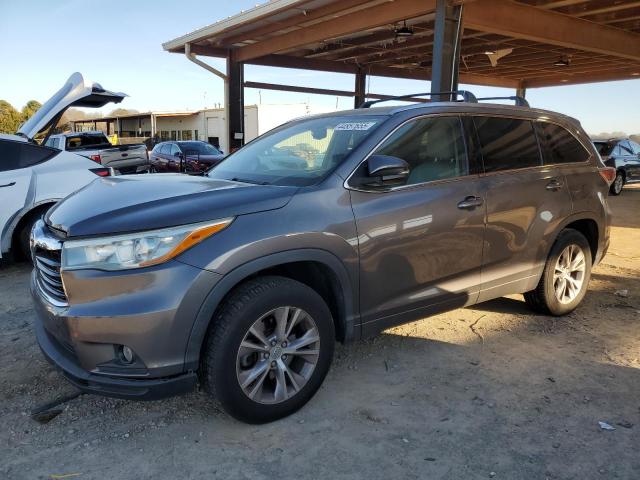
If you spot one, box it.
[0,140,57,257]
[473,116,573,301]
[349,115,486,333]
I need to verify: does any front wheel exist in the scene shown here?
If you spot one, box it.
[524,229,592,316]
[201,276,335,423]
[610,171,624,195]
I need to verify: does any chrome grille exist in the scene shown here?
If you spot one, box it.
[31,220,68,306]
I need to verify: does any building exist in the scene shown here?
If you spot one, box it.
[72,103,324,152]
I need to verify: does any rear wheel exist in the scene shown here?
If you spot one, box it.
[524,229,592,316]
[610,171,624,195]
[201,276,335,424]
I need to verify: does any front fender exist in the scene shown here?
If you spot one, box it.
[181,248,358,371]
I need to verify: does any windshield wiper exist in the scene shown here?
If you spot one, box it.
[230,177,270,185]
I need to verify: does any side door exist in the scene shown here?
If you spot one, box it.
[0,140,56,258]
[348,115,486,334]
[157,143,171,172]
[168,143,183,172]
[473,116,573,302]
[621,140,640,180]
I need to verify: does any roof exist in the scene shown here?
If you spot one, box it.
[163,0,640,88]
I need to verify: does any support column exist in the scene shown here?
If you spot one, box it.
[431,0,464,101]
[354,68,367,109]
[516,84,526,99]
[227,56,245,152]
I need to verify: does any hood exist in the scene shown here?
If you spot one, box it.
[17,73,127,140]
[46,174,297,237]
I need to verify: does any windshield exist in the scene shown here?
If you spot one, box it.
[179,141,221,155]
[207,115,385,186]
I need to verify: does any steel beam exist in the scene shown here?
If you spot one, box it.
[227,58,245,152]
[430,0,463,101]
[354,68,367,108]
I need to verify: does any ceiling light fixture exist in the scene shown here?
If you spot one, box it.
[554,56,570,67]
[395,20,414,38]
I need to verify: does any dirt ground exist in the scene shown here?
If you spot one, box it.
[1,187,639,480]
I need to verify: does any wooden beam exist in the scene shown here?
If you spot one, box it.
[464,0,640,61]
[233,0,437,62]
[524,70,640,88]
[244,81,354,97]
[248,54,358,74]
[221,0,374,46]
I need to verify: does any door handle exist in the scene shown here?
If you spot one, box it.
[545,179,564,191]
[0,182,16,188]
[457,196,483,210]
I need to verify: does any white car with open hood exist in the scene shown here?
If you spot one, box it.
[0,73,127,260]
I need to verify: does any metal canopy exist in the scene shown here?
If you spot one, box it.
[163,0,640,89]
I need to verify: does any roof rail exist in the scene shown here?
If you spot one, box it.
[476,96,530,108]
[358,91,478,109]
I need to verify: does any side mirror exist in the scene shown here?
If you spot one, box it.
[364,154,409,188]
[174,151,183,158]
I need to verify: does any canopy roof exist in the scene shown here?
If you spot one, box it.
[163,0,640,89]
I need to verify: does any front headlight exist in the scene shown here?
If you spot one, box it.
[62,218,233,271]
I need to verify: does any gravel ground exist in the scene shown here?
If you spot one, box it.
[1,187,639,480]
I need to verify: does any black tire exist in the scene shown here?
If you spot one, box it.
[16,210,45,260]
[524,228,592,316]
[201,276,335,424]
[610,171,624,195]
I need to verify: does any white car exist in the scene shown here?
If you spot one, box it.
[0,73,126,260]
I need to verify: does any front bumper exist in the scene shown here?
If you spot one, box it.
[30,257,222,400]
[35,314,197,400]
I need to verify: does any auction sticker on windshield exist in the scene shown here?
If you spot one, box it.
[334,122,377,131]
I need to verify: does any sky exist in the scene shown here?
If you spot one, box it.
[1,0,639,135]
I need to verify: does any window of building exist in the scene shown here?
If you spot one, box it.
[171,131,177,141]
[181,130,192,141]
[473,117,541,172]
[374,116,468,185]
[194,130,199,141]
[535,122,591,164]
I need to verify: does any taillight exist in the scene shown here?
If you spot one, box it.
[89,154,102,164]
[599,167,616,186]
[90,168,111,177]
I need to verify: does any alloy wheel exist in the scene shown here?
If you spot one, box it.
[236,306,320,404]
[613,174,623,194]
[553,244,586,304]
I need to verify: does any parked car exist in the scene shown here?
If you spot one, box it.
[0,72,125,261]
[31,94,613,424]
[150,141,225,174]
[44,131,149,175]
[592,138,640,195]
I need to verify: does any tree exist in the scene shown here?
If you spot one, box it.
[109,108,139,117]
[21,100,42,122]
[0,100,21,133]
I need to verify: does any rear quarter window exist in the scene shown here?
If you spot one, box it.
[535,122,591,164]
[0,139,58,172]
[473,116,541,173]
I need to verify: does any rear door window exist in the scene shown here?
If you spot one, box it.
[0,139,58,172]
[373,116,468,186]
[473,117,541,172]
[535,122,591,164]
[619,140,635,156]
[628,140,640,155]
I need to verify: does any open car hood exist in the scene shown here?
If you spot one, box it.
[17,72,127,141]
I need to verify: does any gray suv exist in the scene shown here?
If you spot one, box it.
[31,94,613,423]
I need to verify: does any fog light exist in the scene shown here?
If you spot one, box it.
[120,345,134,364]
